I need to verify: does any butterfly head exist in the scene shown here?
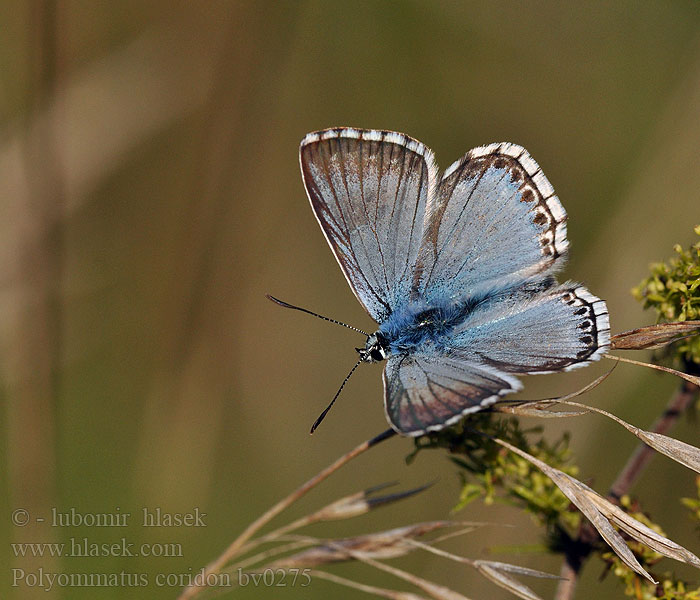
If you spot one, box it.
[357,332,389,363]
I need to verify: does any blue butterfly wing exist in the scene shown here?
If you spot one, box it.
[300,128,438,322]
[383,352,522,436]
[383,284,609,435]
[415,143,568,304]
[446,283,610,373]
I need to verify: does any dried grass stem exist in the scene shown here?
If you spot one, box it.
[178,428,395,599]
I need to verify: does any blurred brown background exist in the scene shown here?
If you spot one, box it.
[2,2,699,598]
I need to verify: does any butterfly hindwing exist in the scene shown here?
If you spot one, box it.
[446,283,610,374]
[381,283,609,436]
[415,143,568,304]
[300,128,438,322]
[383,353,522,436]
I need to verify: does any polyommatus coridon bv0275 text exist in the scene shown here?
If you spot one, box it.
[271,128,609,437]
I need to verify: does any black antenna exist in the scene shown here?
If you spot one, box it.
[310,356,363,434]
[266,294,369,336]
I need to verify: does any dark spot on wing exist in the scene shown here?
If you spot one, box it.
[509,168,524,182]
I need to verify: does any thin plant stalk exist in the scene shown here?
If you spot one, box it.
[609,378,699,498]
[233,511,323,558]
[554,561,577,600]
[310,569,429,600]
[232,539,313,571]
[604,354,700,386]
[178,428,396,599]
[554,378,700,600]
[235,481,431,557]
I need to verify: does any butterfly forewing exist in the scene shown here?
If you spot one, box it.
[300,128,437,322]
[415,143,568,304]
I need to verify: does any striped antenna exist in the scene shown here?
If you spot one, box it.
[266,294,369,336]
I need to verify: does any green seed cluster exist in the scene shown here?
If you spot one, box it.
[633,225,700,365]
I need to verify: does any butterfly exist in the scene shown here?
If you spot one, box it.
[290,127,610,437]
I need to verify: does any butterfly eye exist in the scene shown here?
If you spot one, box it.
[370,348,385,362]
